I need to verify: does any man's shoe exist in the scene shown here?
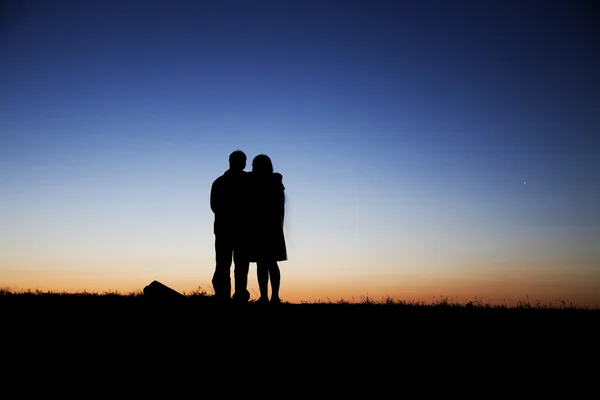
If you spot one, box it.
[256,297,269,304]
[233,291,250,304]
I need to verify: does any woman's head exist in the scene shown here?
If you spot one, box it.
[252,154,273,175]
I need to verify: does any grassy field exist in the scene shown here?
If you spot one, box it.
[3,286,598,309]
[3,286,598,329]
[2,287,598,391]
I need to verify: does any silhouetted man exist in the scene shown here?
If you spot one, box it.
[210,150,251,303]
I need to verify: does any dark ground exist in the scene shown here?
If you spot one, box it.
[3,291,598,340]
[2,292,598,395]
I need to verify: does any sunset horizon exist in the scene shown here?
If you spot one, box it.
[3,268,599,308]
[2,0,599,309]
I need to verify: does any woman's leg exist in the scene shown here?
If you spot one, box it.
[269,261,281,302]
[257,261,269,301]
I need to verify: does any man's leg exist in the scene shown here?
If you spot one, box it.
[232,249,250,303]
[212,235,233,301]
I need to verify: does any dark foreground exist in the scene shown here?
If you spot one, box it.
[3,291,598,337]
[2,291,598,395]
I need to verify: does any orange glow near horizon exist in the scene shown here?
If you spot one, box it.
[3,266,599,309]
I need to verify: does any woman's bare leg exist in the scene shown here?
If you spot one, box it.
[257,261,269,302]
[269,261,281,302]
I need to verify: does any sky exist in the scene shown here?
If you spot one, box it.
[1,0,599,307]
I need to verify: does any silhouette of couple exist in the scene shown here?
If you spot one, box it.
[210,150,287,304]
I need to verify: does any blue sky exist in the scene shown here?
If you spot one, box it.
[1,0,599,305]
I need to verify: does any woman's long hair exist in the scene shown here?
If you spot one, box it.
[252,154,273,175]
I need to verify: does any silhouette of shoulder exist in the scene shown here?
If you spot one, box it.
[210,170,250,214]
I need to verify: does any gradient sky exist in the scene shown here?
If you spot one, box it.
[1,0,599,306]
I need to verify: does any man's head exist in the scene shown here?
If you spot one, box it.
[229,150,246,171]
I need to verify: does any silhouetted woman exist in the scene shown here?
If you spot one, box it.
[249,154,287,304]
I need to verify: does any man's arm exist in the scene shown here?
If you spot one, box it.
[210,179,220,214]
